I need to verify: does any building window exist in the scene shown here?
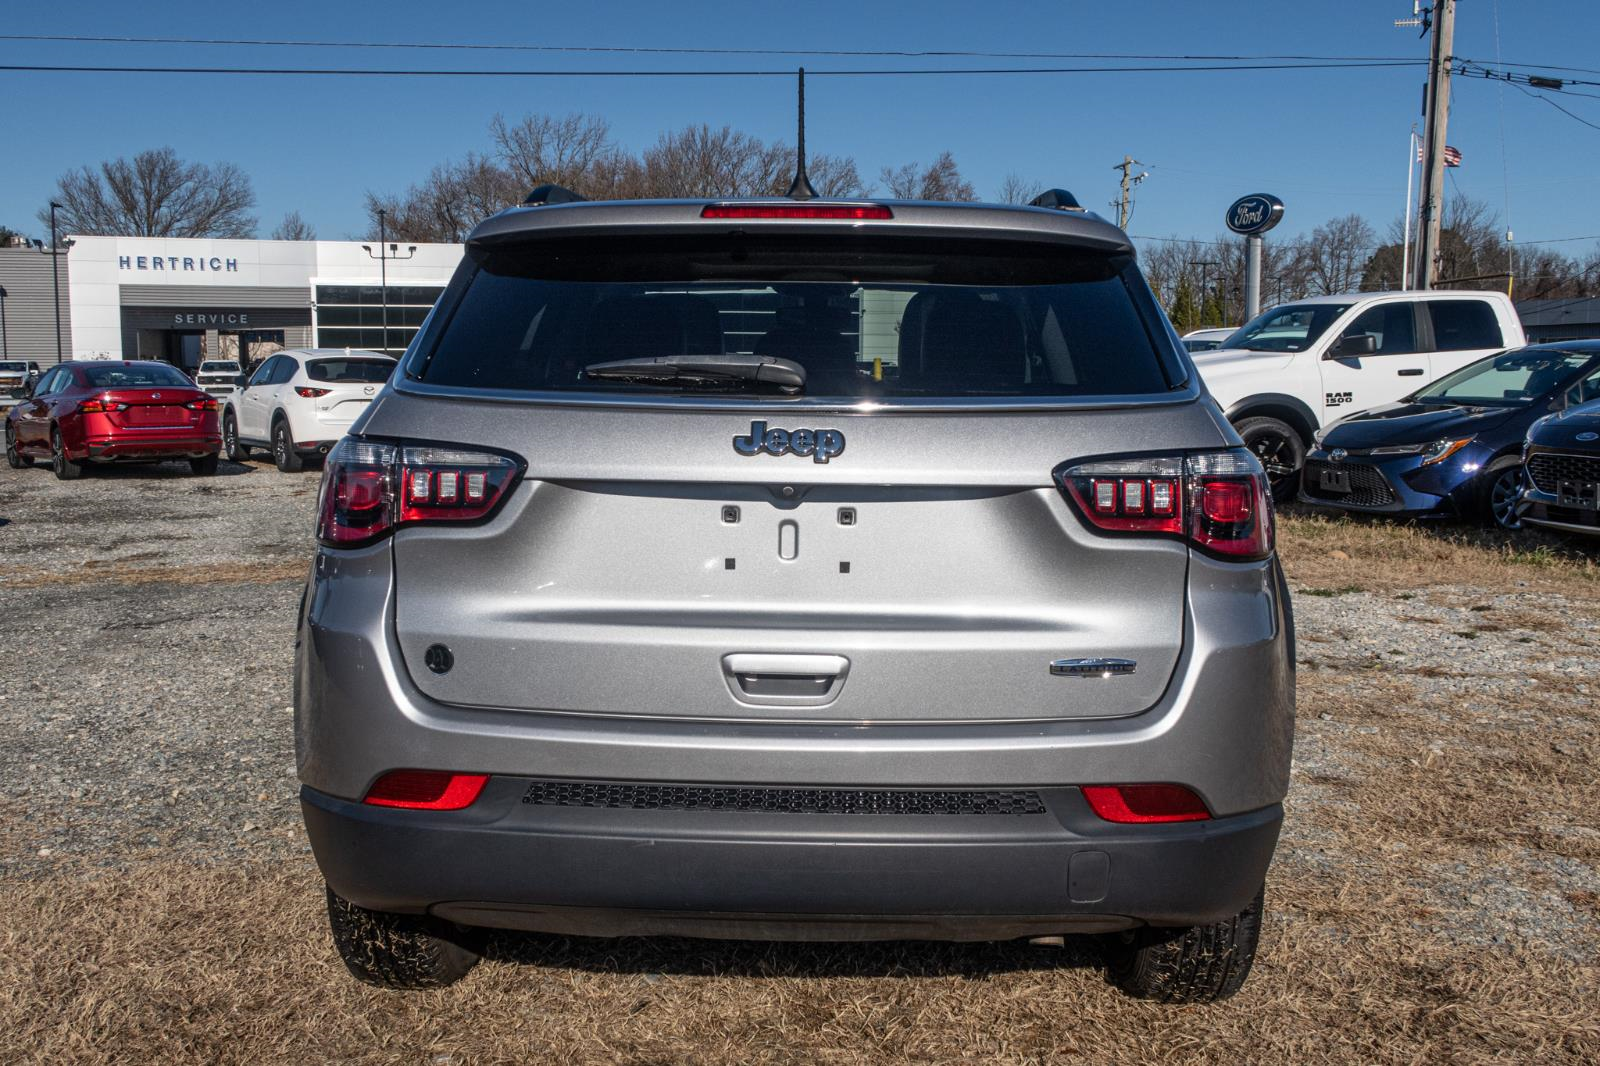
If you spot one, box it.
[314,285,444,356]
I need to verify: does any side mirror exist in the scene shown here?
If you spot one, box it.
[1329,333,1377,358]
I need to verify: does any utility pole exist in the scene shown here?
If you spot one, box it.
[1414,0,1456,289]
[1111,156,1145,230]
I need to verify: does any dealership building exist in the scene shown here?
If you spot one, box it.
[0,235,463,370]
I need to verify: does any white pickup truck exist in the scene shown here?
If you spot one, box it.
[1190,289,1526,497]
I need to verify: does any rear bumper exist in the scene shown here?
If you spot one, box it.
[84,434,220,460]
[302,781,1282,937]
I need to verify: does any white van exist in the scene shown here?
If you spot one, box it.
[1191,290,1525,497]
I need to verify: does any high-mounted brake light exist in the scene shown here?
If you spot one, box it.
[295,386,331,399]
[1082,784,1211,824]
[364,770,489,811]
[1057,450,1273,560]
[700,203,893,220]
[316,438,522,546]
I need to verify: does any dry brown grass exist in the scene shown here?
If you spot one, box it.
[0,559,307,588]
[1,858,1597,1065]
[1278,511,1600,594]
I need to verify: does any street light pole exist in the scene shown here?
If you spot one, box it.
[49,201,64,362]
[378,208,389,354]
[0,285,8,359]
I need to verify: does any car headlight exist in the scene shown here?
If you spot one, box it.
[1419,436,1476,466]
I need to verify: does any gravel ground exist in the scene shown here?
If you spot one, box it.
[2,459,1598,1062]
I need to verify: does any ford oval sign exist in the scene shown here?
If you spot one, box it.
[1225,194,1285,236]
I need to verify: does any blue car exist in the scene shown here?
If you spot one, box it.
[1520,395,1600,537]
[1299,342,1600,529]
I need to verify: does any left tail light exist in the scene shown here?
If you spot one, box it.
[295,386,331,398]
[1056,449,1274,561]
[77,396,128,414]
[317,437,522,546]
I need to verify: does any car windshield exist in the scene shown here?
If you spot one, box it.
[415,234,1180,399]
[1227,303,1352,352]
[81,363,192,388]
[1415,349,1593,407]
[0,362,25,372]
[199,361,238,373]
[307,358,395,384]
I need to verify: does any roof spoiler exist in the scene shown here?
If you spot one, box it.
[1028,189,1087,212]
[523,184,587,206]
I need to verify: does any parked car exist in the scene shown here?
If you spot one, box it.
[5,360,221,479]
[1519,394,1600,537]
[1190,290,1526,500]
[1298,343,1600,529]
[296,189,1294,1002]
[194,359,242,397]
[221,349,395,472]
[0,360,33,395]
[1180,327,1236,353]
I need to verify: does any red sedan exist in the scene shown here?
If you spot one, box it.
[5,360,222,480]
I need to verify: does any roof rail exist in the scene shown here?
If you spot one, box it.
[523,184,587,206]
[1028,189,1086,212]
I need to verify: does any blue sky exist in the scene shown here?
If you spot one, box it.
[3,0,1599,253]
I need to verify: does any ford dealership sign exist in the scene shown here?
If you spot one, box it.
[1225,194,1285,236]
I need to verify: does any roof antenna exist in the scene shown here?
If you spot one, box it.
[786,67,817,201]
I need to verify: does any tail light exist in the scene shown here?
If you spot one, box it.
[1082,784,1211,824]
[364,770,489,811]
[186,396,219,411]
[295,386,331,398]
[317,437,522,546]
[77,396,128,414]
[1056,449,1274,560]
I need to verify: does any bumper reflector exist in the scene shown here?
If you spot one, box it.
[363,770,489,811]
[1081,784,1211,823]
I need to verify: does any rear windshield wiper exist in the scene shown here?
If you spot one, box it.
[582,354,806,394]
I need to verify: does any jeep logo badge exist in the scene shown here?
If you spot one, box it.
[733,420,846,464]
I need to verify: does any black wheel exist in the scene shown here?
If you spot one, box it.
[50,427,83,481]
[1101,885,1264,1003]
[272,417,303,473]
[1481,458,1524,531]
[223,411,250,461]
[325,887,480,989]
[5,424,30,469]
[190,453,220,476]
[1235,417,1305,503]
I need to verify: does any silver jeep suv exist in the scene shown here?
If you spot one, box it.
[296,192,1295,1002]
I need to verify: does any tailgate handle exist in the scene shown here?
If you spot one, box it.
[722,653,849,707]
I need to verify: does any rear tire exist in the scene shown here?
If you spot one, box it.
[1480,457,1523,531]
[272,417,303,473]
[223,411,250,461]
[1100,885,1265,1003]
[1235,417,1305,503]
[325,887,480,989]
[51,428,83,481]
[190,453,220,477]
[5,424,29,469]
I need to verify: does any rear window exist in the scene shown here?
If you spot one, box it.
[307,358,395,383]
[81,363,191,388]
[415,235,1177,399]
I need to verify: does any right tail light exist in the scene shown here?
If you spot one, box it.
[317,437,522,546]
[1056,449,1274,560]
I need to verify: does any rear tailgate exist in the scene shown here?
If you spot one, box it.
[378,400,1220,723]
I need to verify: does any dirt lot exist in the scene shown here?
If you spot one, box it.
[2,458,1598,1064]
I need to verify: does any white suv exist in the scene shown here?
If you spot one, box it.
[1190,290,1525,497]
[222,349,395,471]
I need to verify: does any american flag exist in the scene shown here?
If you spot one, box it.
[1418,144,1463,167]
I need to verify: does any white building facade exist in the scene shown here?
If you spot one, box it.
[66,236,463,369]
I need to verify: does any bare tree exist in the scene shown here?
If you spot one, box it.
[995,173,1043,205]
[1303,214,1376,295]
[367,152,521,243]
[879,152,977,201]
[638,125,778,198]
[491,112,618,192]
[270,210,316,241]
[40,147,256,237]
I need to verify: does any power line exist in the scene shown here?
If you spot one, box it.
[0,60,1428,79]
[0,34,1432,62]
[1506,79,1600,132]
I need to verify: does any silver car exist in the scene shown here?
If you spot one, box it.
[296,192,1295,1002]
